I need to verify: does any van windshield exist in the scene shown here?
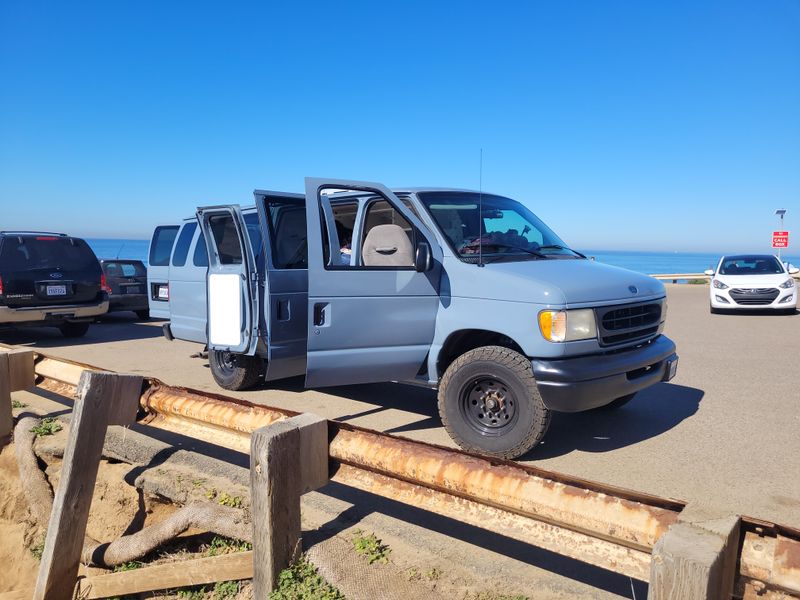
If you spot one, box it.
[417,192,577,262]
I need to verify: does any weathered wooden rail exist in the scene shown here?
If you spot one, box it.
[3,348,800,599]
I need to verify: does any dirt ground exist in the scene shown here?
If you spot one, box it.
[0,439,177,594]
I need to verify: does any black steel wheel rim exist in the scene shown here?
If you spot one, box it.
[459,377,519,436]
[215,351,237,374]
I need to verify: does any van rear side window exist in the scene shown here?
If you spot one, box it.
[208,215,243,265]
[150,226,179,266]
[193,232,209,267]
[171,223,197,267]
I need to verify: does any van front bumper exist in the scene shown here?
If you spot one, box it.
[531,335,678,412]
[0,298,109,324]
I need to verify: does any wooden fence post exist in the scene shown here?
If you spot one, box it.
[32,370,143,600]
[648,507,740,600]
[250,413,328,596]
[0,349,35,444]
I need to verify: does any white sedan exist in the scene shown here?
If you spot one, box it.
[705,254,798,314]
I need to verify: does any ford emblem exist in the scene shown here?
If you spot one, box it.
[629,285,638,294]
[50,272,63,279]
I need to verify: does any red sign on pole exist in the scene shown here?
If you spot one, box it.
[772,231,789,248]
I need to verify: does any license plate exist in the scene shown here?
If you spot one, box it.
[663,357,679,381]
[157,285,169,300]
[125,285,142,294]
[46,285,67,296]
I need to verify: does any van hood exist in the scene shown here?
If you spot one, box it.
[469,259,664,306]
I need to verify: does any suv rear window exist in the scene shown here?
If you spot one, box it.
[104,261,146,277]
[0,236,99,271]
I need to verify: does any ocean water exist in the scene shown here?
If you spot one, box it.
[581,250,800,275]
[87,239,151,263]
[85,238,799,275]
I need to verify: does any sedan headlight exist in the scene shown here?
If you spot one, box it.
[779,279,795,289]
[538,309,597,342]
[712,279,729,290]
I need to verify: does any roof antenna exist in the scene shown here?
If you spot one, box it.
[116,242,126,259]
[478,148,484,268]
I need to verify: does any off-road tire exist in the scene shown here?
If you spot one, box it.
[438,345,550,459]
[59,321,91,338]
[209,350,262,390]
[595,393,636,411]
[135,309,150,320]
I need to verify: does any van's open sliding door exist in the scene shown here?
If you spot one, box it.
[304,177,442,387]
[196,205,259,355]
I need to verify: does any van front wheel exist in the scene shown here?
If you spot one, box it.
[209,350,262,390]
[438,346,550,459]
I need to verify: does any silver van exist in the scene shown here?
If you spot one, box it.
[152,178,678,458]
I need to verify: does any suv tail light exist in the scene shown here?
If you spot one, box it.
[0,275,4,295]
[101,274,112,294]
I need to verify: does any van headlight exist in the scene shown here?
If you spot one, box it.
[712,279,729,289]
[538,309,597,342]
[779,279,795,289]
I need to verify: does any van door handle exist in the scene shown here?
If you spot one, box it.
[313,303,328,327]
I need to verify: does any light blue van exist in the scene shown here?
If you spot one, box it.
[151,178,678,458]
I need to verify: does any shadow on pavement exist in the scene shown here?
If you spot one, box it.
[530,382,703,460]
[311,479,649,598]
[0,315,162,347]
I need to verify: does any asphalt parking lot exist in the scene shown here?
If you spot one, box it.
[3,284,798,530]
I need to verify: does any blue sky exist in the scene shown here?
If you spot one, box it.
[1,1,798,252]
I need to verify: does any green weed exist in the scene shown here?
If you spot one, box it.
[425,567,442,581]
[213,580,240,599]
[352,529,390,565]
[11,399,26,409]
[216,492,243,508]
[113,560,143,572]
[269,556,344,600]
[30,417,62,437]
[30,540,45,560]
[176,587,206,600]
[205,535,252,557]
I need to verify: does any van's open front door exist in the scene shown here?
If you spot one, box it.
[196,205,259,355]
[304,177,442,387]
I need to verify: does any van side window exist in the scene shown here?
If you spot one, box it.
[266,199,308,269]
[208,214,243,265]
[324,200,359,267]
[193,232,208,267]
[150,226,179,267]
[243,212,263,260]
[359,200,415,268]
[318,191,416,270]
[171,223,197,267]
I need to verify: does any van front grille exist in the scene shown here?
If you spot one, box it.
[596,301,662,347]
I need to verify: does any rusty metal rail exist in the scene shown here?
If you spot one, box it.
[20,350,800,596]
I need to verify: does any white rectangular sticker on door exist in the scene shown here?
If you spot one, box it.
[208,273,242,347]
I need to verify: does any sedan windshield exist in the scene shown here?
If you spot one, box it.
[719,255,784,275]
[417,192,578,263]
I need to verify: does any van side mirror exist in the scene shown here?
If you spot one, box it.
[704,269,714,276]
[789,267,800,275]
[415,242,433,272]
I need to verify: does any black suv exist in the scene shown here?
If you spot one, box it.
[0,231,109,337]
